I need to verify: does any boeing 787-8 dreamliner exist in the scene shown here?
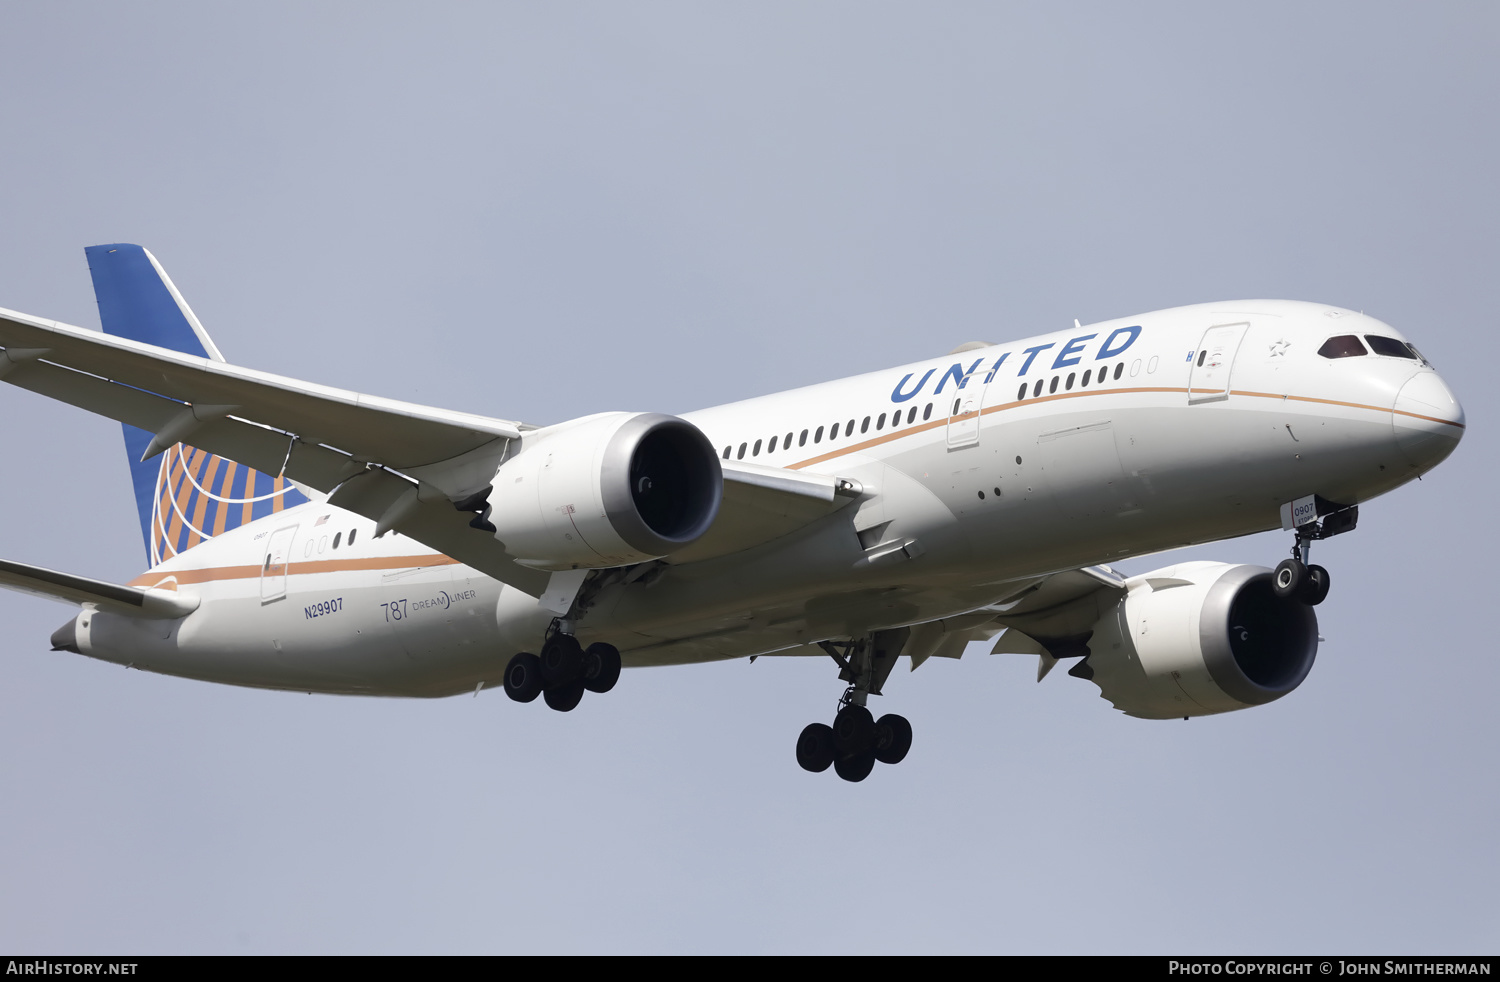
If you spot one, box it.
[0,245,1464,780]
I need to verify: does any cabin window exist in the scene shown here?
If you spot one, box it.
[1082,369,1092,386]
[799,429,809,446]
[922,403,933,421]
[1066,372,1075,390]
[1365,335,1418,359]
[348,530,357,546]
[785,431,793,447]
[768,435,778,453]
[845,420,855,437]
[1033,379,1043,397]
[737,442,747,459]
[877,412,886,430]
[861,416,870,434]
[723,446,731,459]
[1197,349,1208,367]
[753,439,762,456]
[814,425,824,443]
[1049,376,1059,394]
[1114,362,1123,380]
[907,406,917,424]
[333,532,342,549]
[1318,335,1366,359]
[1017,383,1027,401]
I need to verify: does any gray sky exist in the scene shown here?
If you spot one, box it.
[0,2,1495,954]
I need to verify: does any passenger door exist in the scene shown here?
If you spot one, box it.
[1188,322,1249,404]
[260,524,298,603]
[946,368,986,450]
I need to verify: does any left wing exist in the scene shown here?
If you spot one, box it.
[986,565,1128,679]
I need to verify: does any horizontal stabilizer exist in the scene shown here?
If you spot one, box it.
[0,558,199,618]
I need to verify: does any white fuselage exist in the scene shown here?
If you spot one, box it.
[70,300,1463,696]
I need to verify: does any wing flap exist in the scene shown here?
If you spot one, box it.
[322,468,550,596]
[0,558,199,618]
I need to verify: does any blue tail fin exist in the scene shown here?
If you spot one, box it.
[85,244,309,566]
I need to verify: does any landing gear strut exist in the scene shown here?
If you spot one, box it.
[796,631,913,782]
[1273,502,1357,606]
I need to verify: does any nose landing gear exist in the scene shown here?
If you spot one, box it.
[1273,502,1357,606]
[796,632,913,782]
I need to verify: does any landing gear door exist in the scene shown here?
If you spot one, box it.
[1188,322,1248,405]
[946,371,986,450]
[260,524,298,604]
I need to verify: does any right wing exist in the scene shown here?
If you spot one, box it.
[0,305,554,594]
[0,307,859,593]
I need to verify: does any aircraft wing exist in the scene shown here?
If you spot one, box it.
[0,307,851,593]
[0,306,567,592]
[985,565,1128,679]
[0,305,524,475]
[0,558,199,619]
[669,458,856,564]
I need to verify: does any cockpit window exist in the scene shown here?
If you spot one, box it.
[1318,335,1367,359]
[1365,335,1419,359]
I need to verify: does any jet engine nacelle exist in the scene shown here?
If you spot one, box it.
[489,412,722,570]
[1085,562,1318,719]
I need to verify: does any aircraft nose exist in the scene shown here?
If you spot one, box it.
[1392,371,1465,469]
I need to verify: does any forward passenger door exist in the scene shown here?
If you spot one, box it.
[946,367,987,450]
[1188,322,1249,404]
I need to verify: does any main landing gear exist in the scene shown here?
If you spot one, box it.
[796,699,912,782]
[1272,502,1358,607]
[502,632,621,713]
[796,632,913,782]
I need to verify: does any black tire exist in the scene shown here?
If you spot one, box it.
[503,652,543,703]
[834,751,876,783]
[540,634,585,687]
[831,704,875,755]
[543,679,585,712]
[873,713,913,765]
[1300,564,1331,606]
[583,642,622,694]
[796,723,836,773]
[1273,559,1307,600]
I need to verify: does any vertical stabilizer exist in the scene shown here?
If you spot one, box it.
[85,244,308,566]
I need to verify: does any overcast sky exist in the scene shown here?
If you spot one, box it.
[0,2,1495,954]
